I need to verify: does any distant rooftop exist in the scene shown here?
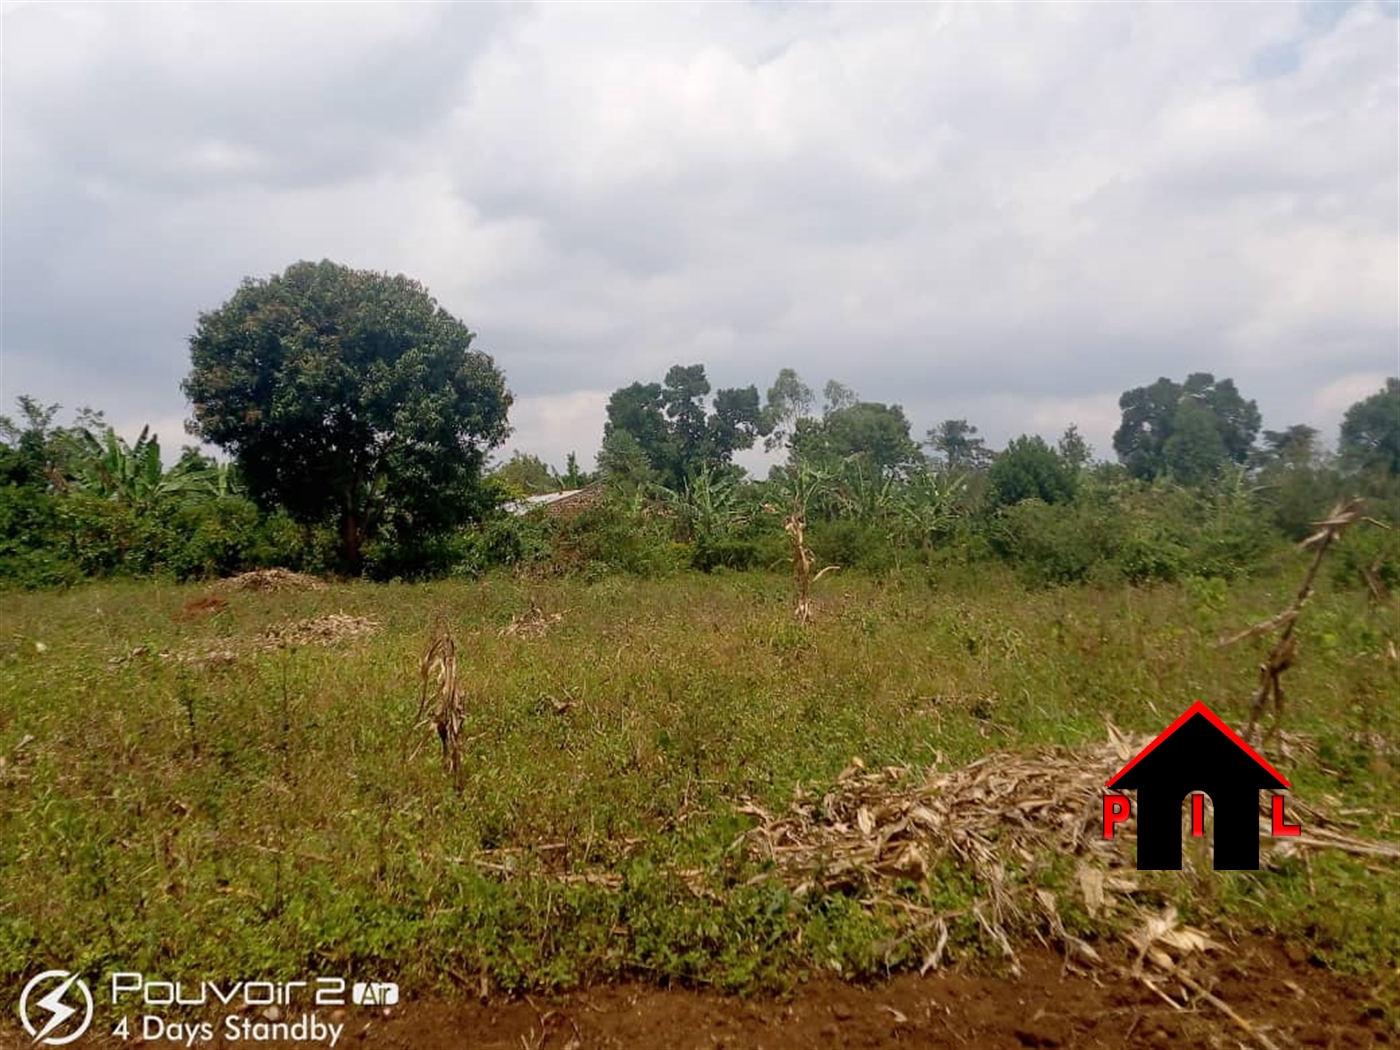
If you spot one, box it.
[503,489,588,516]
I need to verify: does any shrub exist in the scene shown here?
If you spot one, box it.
[160,498,319,581]
[805,520,896,574]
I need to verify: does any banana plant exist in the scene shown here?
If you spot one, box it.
[62,425,232,508]
[833,456,899,528]
[895,468,970,553]
[656,465,744,547]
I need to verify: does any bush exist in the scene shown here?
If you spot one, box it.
[452,515,553,578]
[990,498,1120,586]
[1330,522,1400,594]
[0,484,83,588]
[160,498,321,581]
[53,493,174,578]
[805,520,897,574]
[537,502,687,580]
[691,536,763,573]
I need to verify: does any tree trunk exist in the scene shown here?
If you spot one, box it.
[341,510,364,576]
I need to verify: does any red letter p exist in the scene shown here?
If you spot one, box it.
[1103,794,1131,839]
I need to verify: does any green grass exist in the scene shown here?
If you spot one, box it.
[1,564,1396,1007]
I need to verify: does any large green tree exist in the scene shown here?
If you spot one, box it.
[790,400,922,479]
[1340,377,1400,476]
[762,368,815,452]
[988,435,1077,507]
[600,364,768,488]
[182,260,511,573]
[492,452,559,496]
[1113,373,1260,482]
[926,418,993,471]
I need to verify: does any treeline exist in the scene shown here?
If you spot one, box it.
[3,373,1396,592]
[1,258,1396,590]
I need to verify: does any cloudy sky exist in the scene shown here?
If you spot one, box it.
[2,0,1397,473]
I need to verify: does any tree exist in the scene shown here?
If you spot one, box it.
[562,452,592,489]
[1339,377,1400,476]
[601,364,768,488]
[1057,424,1092,471]
[596,428,661,493]
[493,452,559,496]
[1113,373,1261,482]
[822,379,859,415]
[1253,424,1320,473]
[0,396,64,489]
[182,259,512,573]
[927,419,993,471]
[661,364,712,473]
[790,401,922,479]
[709,384,766,463]
[1162,398,1229,485]
[988,435,1076,508]
[763,368,815,452]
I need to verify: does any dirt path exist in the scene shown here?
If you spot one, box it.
[340,941,1388,1050]
[4,939,1389,1050]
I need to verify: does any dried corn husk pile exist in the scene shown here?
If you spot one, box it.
[117,613,383,668]
[259,613,381,648]
[214,568,328,592]
[735,723,1400,974]
[499,602,563,639]
[738,724,1143,905]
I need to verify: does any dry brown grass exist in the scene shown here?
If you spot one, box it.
[500,600,563,639]
[259,613,382,649]
[214,568,328,593]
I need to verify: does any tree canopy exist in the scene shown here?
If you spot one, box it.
[1113,373,1260,482]
[926,419,993,471]
[599,364,768,489]
[182,259,512,573]
[1340,377,1400,476]
[492,452,560,496]
[790,400,922,479]
[988,435,1077,507]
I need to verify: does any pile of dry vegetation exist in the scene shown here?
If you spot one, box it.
[214,568,328,593]
[730,727,1399,1048]
[259,612,381,648]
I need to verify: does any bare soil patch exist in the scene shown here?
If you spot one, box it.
[36,937,1381,1050]
[174,595,230,622]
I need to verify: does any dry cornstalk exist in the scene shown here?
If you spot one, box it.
[412,623,466,785]
[1217,498,1374,747]
[785,513,838,624]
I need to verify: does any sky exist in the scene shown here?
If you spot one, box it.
[2,0,1397,474]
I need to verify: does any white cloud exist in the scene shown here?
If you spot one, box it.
[1,0,1395,470]
[499,390,612,474]
[1313,372,1394,418]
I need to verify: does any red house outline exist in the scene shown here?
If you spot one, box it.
[1107,701,1290,790]
[1105,701,1291,870]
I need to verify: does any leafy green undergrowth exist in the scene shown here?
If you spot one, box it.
[1,570,1395,1002]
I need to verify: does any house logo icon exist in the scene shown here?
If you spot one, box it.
[1103,701,1301,870]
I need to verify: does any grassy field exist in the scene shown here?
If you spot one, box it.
[2,561,1396,1014]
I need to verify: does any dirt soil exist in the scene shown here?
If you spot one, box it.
[346,941,1389,1050]
[4,938,1389,1050]
[15,937,1383,1050]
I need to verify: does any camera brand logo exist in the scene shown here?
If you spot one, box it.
[18,971,93,1046]
[1103,701,1301,870]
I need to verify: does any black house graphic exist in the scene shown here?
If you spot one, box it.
[1106,701,1290,870]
